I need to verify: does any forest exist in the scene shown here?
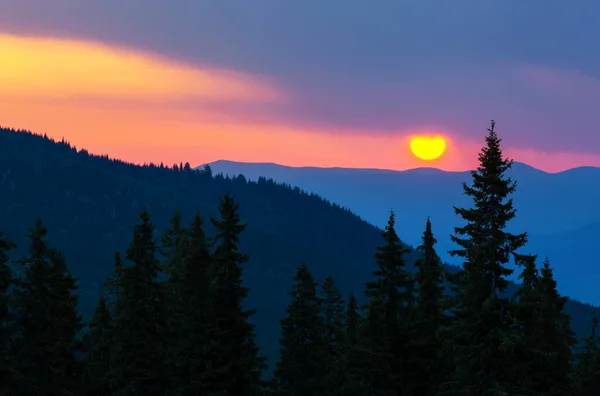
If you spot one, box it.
[1,122,600,395]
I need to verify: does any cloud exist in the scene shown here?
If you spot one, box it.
[0,34,282,103]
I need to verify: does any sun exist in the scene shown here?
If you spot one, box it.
[409,136,447,160]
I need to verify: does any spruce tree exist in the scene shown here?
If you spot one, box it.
[411,218,448,395]
[207,195,265,395]
[338,292,368,396]
[159,210,190,392]
[444,120,527,395]
[109,209,169,396]
[574,316,600,395]
[82,294,113,396]
[168,214,215,396]
[0,232,15,394]
[361,210,413,396]
[320,276,348,395]
[534,259,576,393]
[11,219,83,395]
[273,263,328,396]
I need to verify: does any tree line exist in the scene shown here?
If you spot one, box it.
[1,121,600,395]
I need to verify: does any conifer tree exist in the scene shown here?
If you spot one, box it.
[345,293,360,348]
[574,316,600,395]
[320,276,348,395]
[82,294,113,396]
[109,209,169,396]
[159,210,190,390]
[207,195,266,394]
[534,258,576,393]
[0,232,15,393]
[361,210,413,396]
[168,214,215,396]
[444,120,527,395]
[411,218,448,395]
[11,219,83,395]
[338,292,368,396]
[273,263,328,396]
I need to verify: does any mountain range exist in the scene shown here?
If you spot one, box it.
[1,126,598,370]
[207,160,600,305]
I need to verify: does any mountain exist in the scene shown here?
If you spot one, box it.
[1,127,598,371]
[0,127,415,368]
[207,160,600,305]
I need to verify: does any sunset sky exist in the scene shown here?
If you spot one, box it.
[1,0,600,172]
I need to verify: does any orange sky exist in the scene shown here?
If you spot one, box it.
[0,33,596,172]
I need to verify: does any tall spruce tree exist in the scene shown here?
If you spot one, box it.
[361,210,413,396]
[11,219,83,395]
[159,210,190,392]
[443,120,527,395]
[109,209,168,396]
[168,214,215,396]
[0,232,15,394]
[82,294,113,396]
[273,263,328,396]
[207,195,265,395]
[411,218,449,395]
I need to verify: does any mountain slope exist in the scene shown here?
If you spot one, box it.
[0,127,598,370]
[208,160,600,305]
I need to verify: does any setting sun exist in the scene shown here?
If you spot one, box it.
[409,136,447,161]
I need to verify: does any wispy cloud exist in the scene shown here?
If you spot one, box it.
[0,34,282,103]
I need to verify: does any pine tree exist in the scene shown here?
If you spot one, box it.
[109,209,169,396]
[320,276,348,395]
[11,219,83,395]
[159,210,190,392]
[273,263,328,396]
[574,316,600,395]
[0,232,15,393]
[207,195,266,395]
[361,210,413,396]
[411,218,449,395]
[534,258,576,394]
[443,120,528,395]
[168,214,215,396]
[337,293,368,396]
[82,294,113,396]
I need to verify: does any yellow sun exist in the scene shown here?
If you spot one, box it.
[409,136,447,160]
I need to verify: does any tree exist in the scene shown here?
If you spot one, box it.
[0,232,15,393]
[206,195,266,395]
[168,214,215,396]
[361,210,413,395]
[82,294,113,396]
[109,209,169,396]
[411,218,449,395]
[534,259,576,393]
[444,120,528,395]
[320,276,348,395]
[574,316,600,395]
[11,219,83,395]
[273,263,328,396]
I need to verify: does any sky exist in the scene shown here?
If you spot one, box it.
[1,0,600,172]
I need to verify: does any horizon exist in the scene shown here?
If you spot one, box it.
[2,1,600,172]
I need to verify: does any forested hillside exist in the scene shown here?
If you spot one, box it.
[2,125,600,394]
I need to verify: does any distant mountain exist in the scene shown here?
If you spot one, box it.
[207,160,600,305]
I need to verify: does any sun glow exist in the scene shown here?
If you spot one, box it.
[409,136,447,160]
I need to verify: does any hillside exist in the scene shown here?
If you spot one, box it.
[208,159,600,305]
[0,126,598,370]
